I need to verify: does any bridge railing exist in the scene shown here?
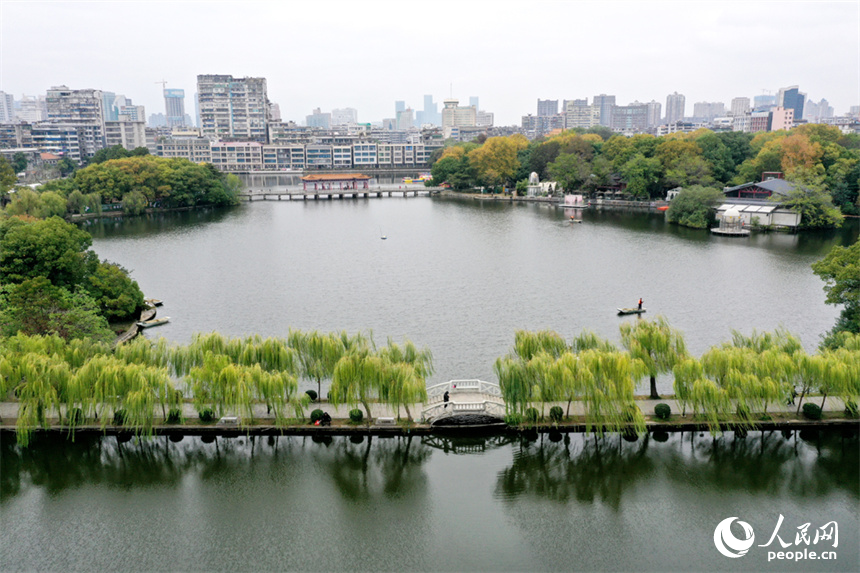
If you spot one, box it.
[421,399,506,423]
[425,379,501,403]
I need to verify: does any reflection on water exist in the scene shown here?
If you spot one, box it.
[1,430,857,572]
[494,430,858,508]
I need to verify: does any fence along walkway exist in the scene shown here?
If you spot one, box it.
[422,379,506,423]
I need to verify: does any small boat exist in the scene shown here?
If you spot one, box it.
[657,206,669,212]
[381,235,387,240]
[137,317,170,328]
[617,308,646,315]
[144,298,163,307]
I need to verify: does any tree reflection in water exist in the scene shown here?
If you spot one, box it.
[495,432,656,509]
[491,429,858,509]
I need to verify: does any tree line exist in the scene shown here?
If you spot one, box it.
[1,152,242,219]
[429,124,860,228]
[0,330,433,447]
[495,323,860,436]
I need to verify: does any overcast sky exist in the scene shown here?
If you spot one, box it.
[1,0,858,125]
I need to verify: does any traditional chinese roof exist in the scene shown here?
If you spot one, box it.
[301,173,371,181]
[40,152,61,160]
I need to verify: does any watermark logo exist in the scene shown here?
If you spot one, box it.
[713,515,838,562]
[713,517,756,558]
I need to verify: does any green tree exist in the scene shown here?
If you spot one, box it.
[11,152,28,173]
[0,157,17,193]
[122,189,148,215]
[288,330,345,400]
[39,191,68,217]
[548,153,591,192]
[57,157,77,177]
[620,153,662,199]
[620,316,688,399]
[812,238,860,345]
[4,187,45,217]
[776,177,843,229]
[0,216,96,288]
[468,135,529,188]
[665,185,725,228]
[85,261,145,320]
[0,277,114,343]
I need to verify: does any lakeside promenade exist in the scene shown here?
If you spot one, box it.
[1,396,854,437]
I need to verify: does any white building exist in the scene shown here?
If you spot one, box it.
[197,75,269,143]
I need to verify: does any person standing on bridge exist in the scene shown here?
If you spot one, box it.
[443,391,450,408]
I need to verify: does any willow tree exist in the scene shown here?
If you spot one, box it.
[288,329,346,401]
[513,330,568,361]
[571,330,618,353]
[690,378,731,435]
[620,316,688,399]
[673,357,703,416]
[378,339,433,421]
[578,349,646,435]
[495,355,533,416]
[551,351,594,417]
[330,352,384,421]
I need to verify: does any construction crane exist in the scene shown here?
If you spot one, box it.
[155,79,167,94]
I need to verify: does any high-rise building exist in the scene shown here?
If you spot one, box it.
[0,92,14,122]
[777,86,805,123]
[17,95,47,123]
[164,89,186,127]
[395,100,406,114]
[730,97,750,117]
[537,99,558,117]
[396,108,414,130]
[197,74,269,142]
[421,95,440,126]
[753,94,777,111]
[611,102,648,132]
[803,98,833,122]
[331,108,358,126]
[45,86,106,154]
[646,100,662,128]
[564,99,599,129]
[469,96,479,109]
[306,108,331,129]
[592,94,615,127]
[665,92,685,124]
[692,102,726,121]
[442,99,477,129]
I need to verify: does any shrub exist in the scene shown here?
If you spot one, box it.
[525,407,540,424]
[654,403,671,420]
[845,400,858,418]
[549,406,563,423]
[802,403,822,420]
[67,407,84,425]
[112,409,126,426]
[504,413,522,426]
[166,408,182,424]
[349,409,363,423]
[198,408,215,423]
[305,389,318,402]
[310,409,325,424]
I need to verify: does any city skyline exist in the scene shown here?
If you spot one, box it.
[1,1,858,126]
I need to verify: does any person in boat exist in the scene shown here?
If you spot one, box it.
[638,298,643,310]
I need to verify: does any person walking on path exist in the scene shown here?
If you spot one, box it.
[443,390,450,408]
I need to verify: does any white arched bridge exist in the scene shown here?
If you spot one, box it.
[422,379,506,424]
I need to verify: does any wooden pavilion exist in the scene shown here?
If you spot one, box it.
[301,173,371,191]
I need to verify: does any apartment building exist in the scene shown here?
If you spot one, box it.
[197,75,269,143]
